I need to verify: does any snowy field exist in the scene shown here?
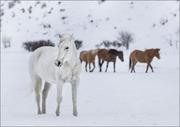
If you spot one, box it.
[1,1,179,126]
[1,48,179,126]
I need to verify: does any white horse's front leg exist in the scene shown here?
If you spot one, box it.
[56,83,63,116]
[71,78,79,116]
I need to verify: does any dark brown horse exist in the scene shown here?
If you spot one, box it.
[98,49,124,72]
[80,49,99,72]
[129,48,160,73]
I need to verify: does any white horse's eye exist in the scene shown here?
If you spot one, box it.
[65,47,69,50]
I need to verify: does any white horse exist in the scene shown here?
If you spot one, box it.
[29,34,81,116]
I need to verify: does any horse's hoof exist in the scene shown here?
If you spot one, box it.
[42,110,46,114]
[56,112,60,116]
[73,112,78,117]
[38,111,42,115]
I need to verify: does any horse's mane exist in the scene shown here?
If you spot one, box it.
[109,49,122,55]
[90,49,99,55]
[144,48,154,52]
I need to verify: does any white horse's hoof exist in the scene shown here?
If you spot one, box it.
[42,110,46,114]
[37,111,42,115]
[56,112,60,116]
[73,112,78,116]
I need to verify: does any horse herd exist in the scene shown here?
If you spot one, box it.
[80,48,160,73]
[29,34,161,116]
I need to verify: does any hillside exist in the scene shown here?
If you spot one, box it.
[1,1,179,51]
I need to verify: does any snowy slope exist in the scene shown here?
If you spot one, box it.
[1,1,179,126]
[1,1,179,50]
[1,46,179,126]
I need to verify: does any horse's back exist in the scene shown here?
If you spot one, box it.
[30,46,57,64]
[89,49,99,60]
[130,50,143,56]
[98,48,112,61]
[29,46,57,78]
[98,49,108,56]
[130,49,146,62]
[90,49,99,55]
[109,49,117,54]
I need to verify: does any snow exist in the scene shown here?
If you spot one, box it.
[1,47,179,126]
[1,1,179,49]
[1,1,179,126]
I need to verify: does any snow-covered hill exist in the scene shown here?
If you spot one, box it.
[1,1,179,51]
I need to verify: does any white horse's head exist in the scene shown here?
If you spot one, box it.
[55,33,77,67]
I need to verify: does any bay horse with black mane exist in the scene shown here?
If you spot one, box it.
[98,48,124,72]
[129,48,160,73]
[80,49,99,72]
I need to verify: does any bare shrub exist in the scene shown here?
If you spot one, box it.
[117,31,134,50]
[8,1,15,9]
[41,3,47,9]
[22,40,54,52]
[160,17,168,26]
[2,36,11,48]
[74,40,83,50]
[96,40,122,49]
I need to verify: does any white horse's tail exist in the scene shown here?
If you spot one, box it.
[27,48,43,96]
[26,52,38,96]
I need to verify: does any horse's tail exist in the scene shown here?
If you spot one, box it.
[79,56,82,63]
[129,56,132,70]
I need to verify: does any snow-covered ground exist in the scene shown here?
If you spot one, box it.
[1,47,179,126]
[1,1,179,126]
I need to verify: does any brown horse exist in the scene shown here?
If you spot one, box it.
[129,48,160,73]
[80,49,99,72]
[98,48,124,72]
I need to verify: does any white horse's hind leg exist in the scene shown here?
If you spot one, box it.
[42,82,51,114]
[33,76,42,114]
[56,84,63,116]
[71,80,79,116]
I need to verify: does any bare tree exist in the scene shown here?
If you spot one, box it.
[2,36,11,48]
[117,31,133,50]
[8,1,15,9]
